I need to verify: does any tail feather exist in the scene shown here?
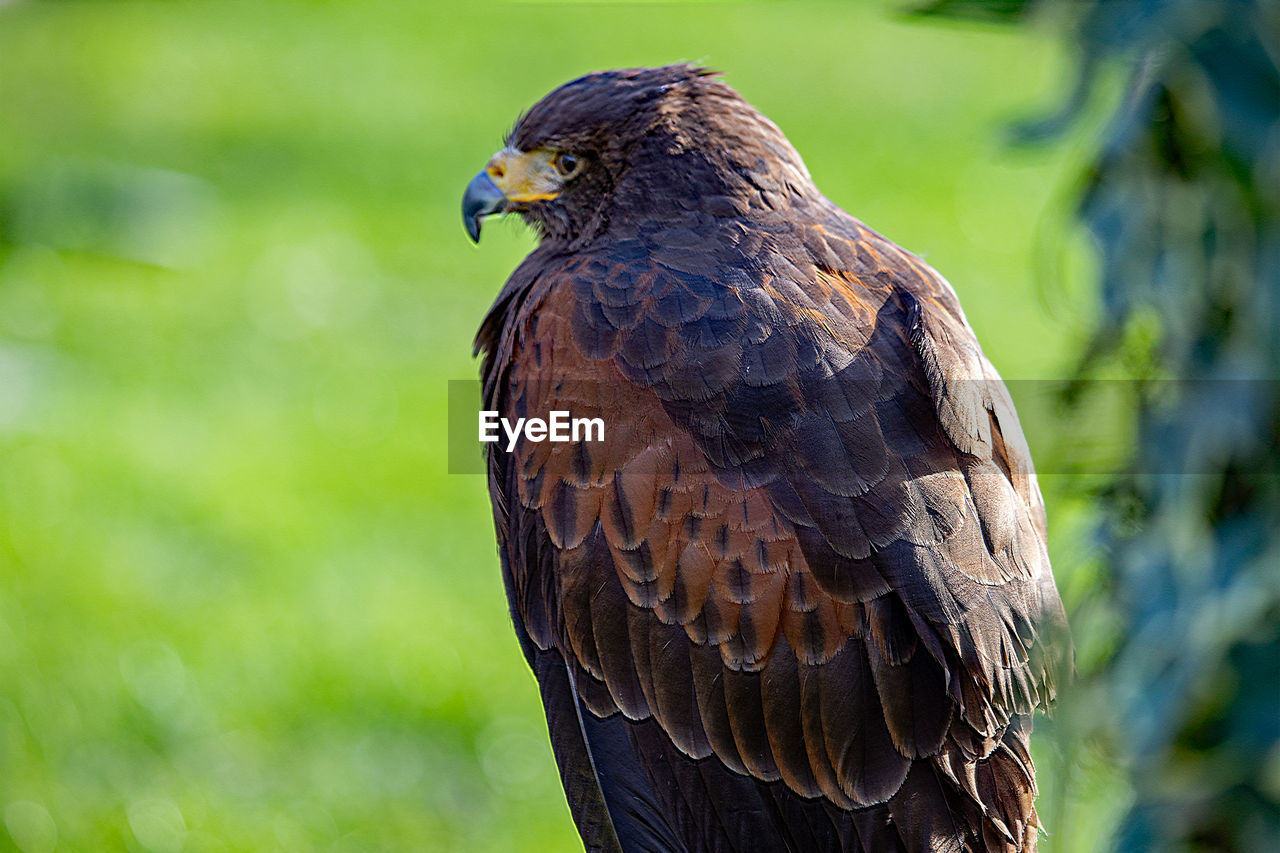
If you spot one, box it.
[887,715,1040,853]
[532,648,686,852]
[534,644,1042,853]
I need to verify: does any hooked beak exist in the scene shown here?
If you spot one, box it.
[462,147,564,243]
[462,171,507,244]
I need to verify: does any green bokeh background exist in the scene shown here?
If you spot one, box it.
[0,2,1125,850]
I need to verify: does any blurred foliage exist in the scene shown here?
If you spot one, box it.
[1076,1,1280,849]
[926,0,1280,849]
[0,1,1126,851]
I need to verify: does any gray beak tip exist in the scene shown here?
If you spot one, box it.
[462,171,507,244]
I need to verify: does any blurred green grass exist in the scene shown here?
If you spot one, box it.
[0,1,1124,851]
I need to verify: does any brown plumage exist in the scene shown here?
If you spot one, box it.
[464,64,1068,852]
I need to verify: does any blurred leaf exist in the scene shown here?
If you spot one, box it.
[911,0,1035,22]
[1036,0,1280,849]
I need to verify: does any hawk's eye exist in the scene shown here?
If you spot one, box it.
[553,152,581,178]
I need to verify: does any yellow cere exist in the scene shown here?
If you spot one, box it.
[486,146,562,202]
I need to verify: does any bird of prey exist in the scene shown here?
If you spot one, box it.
[463,65,1067,853]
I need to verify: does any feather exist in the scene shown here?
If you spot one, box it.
[530,649,625,853]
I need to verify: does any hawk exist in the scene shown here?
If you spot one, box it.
[463,65,1067,852]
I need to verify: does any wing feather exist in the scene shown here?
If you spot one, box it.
[479,204,1066,852]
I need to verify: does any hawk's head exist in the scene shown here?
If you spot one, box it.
[462,64,812,246]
